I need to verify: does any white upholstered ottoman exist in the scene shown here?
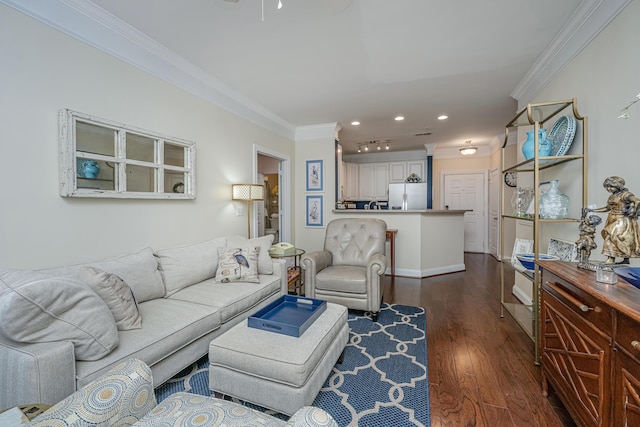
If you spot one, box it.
[208,302,349,415]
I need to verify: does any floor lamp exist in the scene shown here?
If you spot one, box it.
[232,184,265,238]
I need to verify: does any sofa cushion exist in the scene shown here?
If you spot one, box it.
[79,267,142,330]
[40,247,165,303]
[227,235,274,274]
[155,237,226,296]
[169,275,281,324]
[75,298,221,387]
[0,270,119,361]
[316,265,367,293]
[215,247,260,283]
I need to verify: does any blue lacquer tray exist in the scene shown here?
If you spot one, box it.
[248,295,327,337]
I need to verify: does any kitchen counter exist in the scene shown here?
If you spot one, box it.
[331,209,466,278]
[332,209,466,214]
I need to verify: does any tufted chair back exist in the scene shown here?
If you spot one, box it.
[324,218,386,266]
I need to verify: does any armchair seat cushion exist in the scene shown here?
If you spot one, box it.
[316,266,366,293]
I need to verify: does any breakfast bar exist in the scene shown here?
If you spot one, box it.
[332,209,467,278]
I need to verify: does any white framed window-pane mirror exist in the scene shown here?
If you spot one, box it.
[59,109,196,199]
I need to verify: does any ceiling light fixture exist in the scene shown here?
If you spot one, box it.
[357,140,389,153]
[277,0,283,9]
[459,140,477,156]
[395,116,404,121]
[437,114,448,120]
[351,121,360,126]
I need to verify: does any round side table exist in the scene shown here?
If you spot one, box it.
[269,248,306,295]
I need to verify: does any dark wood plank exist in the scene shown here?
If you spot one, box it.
[383,253,576,427]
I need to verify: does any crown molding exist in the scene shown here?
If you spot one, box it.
[511,0,631,106]
[295,123,340,142]
[1,0,297,140]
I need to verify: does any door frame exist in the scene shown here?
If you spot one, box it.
[254,144,291,243]
[489,167,501,260]
[441,170,488,253]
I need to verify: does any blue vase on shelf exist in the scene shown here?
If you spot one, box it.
[81,160,100,179]
[522,128,551,160]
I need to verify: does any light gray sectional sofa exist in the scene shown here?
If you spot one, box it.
[0,235,286,410]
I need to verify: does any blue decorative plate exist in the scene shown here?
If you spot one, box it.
[548,116,576,156]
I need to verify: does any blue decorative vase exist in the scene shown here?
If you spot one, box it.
[522,128,551,160]
[81,160,100,178]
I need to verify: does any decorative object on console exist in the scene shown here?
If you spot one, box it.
[459,140,477,156]
[521,128,551,160]
[548,238,579,262]
[539,180,569,219]
[576,208,603,267]
[232,184,264,238]
[511,238,533,272]
[585,176,640,265]
[595,264,617,284]
[548,115,576,156]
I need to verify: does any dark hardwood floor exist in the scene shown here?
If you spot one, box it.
[382,253,576,427]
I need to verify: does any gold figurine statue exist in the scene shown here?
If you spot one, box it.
[576,208,602,263]
[586,176,640,264]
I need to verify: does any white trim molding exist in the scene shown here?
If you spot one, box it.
[511,0,631,105]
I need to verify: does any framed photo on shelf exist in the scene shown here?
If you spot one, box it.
[548,238,578,261]
[305,160,323,192]
[305,195,323,227]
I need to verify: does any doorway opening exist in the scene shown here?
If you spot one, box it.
[255,146,290,243]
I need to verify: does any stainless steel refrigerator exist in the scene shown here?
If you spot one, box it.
[388,183,428,210]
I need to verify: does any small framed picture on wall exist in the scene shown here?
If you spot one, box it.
[305,160,323,192]
[305,195,323,227]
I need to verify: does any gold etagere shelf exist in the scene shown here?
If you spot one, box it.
[499,98,588,364]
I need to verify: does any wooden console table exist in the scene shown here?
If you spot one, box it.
[538,260,640,426]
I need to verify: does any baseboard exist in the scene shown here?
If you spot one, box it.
[388,263,465,278]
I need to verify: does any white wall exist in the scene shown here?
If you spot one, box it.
[0,5,295,269]
[530,0,640,264]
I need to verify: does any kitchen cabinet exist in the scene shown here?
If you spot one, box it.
[539,261,640,427]
[344,162,359,201]
[389,161,425,183]
[499,98,587,362]
[358,163,389,200]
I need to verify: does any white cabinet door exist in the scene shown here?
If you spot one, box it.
[374,163,389,199]
[358,163,375,199]
[344,163,359,200]
[389,162,407,183]
[407,161,425,182]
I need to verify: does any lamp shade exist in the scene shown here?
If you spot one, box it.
[232,184,264,201]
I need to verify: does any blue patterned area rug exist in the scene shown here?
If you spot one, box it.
[155,303,429,427]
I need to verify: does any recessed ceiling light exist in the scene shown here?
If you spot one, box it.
[437,114,448,120]
[351,121,360,126]
[395,116,404,121]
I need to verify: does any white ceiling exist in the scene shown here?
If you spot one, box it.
[26,0,594,154]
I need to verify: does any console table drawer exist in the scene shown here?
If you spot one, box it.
[542,271,612,334]
[616,311,640,359]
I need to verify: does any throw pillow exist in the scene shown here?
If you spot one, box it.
[226,235,274,275]
[0,270,119,361]
[79,266,142,330]
[155,237,227,296]
[215,247,260,283]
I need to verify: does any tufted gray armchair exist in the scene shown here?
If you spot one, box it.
[301,218,387,321]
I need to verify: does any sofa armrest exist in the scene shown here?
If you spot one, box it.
[271,258,288,294]
[31,359,156,427]
[0,338,76,409]
[300,251,332,298]
[284,406,339,427]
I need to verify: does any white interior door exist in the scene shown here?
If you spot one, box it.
[443,172,487,253]
[489,168,500,260]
